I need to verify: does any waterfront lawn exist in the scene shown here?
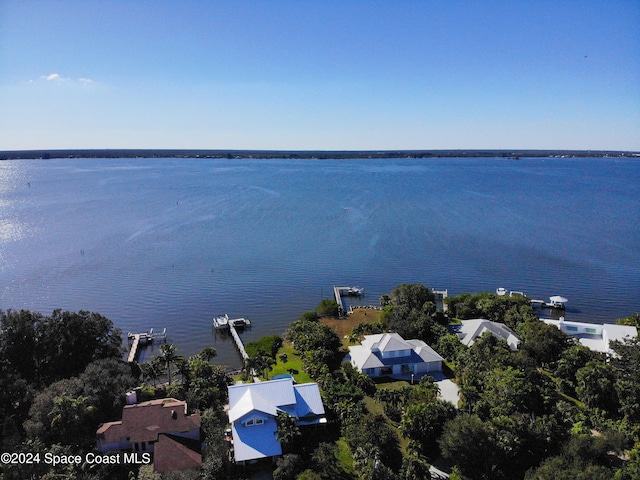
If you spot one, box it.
[321,308,382,347]
[268,341,313,384]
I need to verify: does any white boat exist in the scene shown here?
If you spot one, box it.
[230,317,251,328]
[213,314,229,329]
[496,287,508,296]
[346,286,364,296]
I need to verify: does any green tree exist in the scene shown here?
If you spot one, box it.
[0,309,123,387]
[616,313,640,327]
[48,394,96,449]
[0,309,43,384]
[435,333,465,362]
[273,454,304,480]
[455,333,514,412]
[79,358,137,421]
[475,366,538,418]
[400,453,432,480]
[158,343,181,385]
[317,299,340,317]
[390,284,436,311]
[38,309,124,384]
[517,320,572,368]
[439,414,497,480]
[576,360,619,413]
[610,337,640,423]
[197,346,218,361]
[275,411,301,453]
[400,399,456,456]
[524,434,615,480]
[24,377,84,446]
[554,344,595,397]
[344,414,402,473]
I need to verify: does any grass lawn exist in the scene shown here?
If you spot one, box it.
[374,379,410,389]
[321,308,382,347]
[265,341,314,384]
[335,437,357,478]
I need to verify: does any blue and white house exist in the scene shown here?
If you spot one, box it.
[348,332,443,377]
[227,378,326,464]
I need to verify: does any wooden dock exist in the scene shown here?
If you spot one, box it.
[333,286,364,317]
[229,323,249,360]
[127,334,144,362]
[126,328,167,363]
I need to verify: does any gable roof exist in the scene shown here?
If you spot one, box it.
[349,333,443,370]
[374,333,413,352]
[452,319,520,350]
[228,378,325,422]
[362,333,411,352]
[231,416,281,462]
[153,433,202,474]
[228,379,325,463]
[96,398,200,445]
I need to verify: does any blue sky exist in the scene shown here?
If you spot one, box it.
[1,0,638,151]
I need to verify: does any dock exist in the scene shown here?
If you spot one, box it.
[530,296,568,310]
[333,286,365,317]
[229,323,249,360]
[213,314,251,330]
[126,328,166,363]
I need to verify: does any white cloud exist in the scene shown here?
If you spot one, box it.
[33,73,96,86]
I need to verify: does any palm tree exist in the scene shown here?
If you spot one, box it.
[198,346,218,361]
[174,356,191,389]
[158,343,180,385]
[140,361,162,387]
[275,411,300,453]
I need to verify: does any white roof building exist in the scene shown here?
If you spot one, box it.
[227,378,325,464]
[542,318,637,354]
[450,319,520,350]
[348,332,443,378]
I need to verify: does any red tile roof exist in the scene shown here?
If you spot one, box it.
[153,434,202,474]
[97,398,200,444]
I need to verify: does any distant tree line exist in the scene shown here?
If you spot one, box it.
[2,149,636,161]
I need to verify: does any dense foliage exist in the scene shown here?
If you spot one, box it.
[245,334,283,359]
[3,289,640,480]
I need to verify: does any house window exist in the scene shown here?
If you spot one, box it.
[586,328,597,334]
[245,417,264,427]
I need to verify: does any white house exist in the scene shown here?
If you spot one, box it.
[348,332,443,377]
[542,318,637,354]
[450,319,520,351]
[227,378,326,464]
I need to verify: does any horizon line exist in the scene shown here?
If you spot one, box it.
[1,148,639,161]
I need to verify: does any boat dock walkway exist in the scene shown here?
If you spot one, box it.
[126,328,166,363]
[229,323,249,361]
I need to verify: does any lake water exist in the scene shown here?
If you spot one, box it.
[1,157,638,368]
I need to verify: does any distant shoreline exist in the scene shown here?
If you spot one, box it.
[1,149,638,161]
